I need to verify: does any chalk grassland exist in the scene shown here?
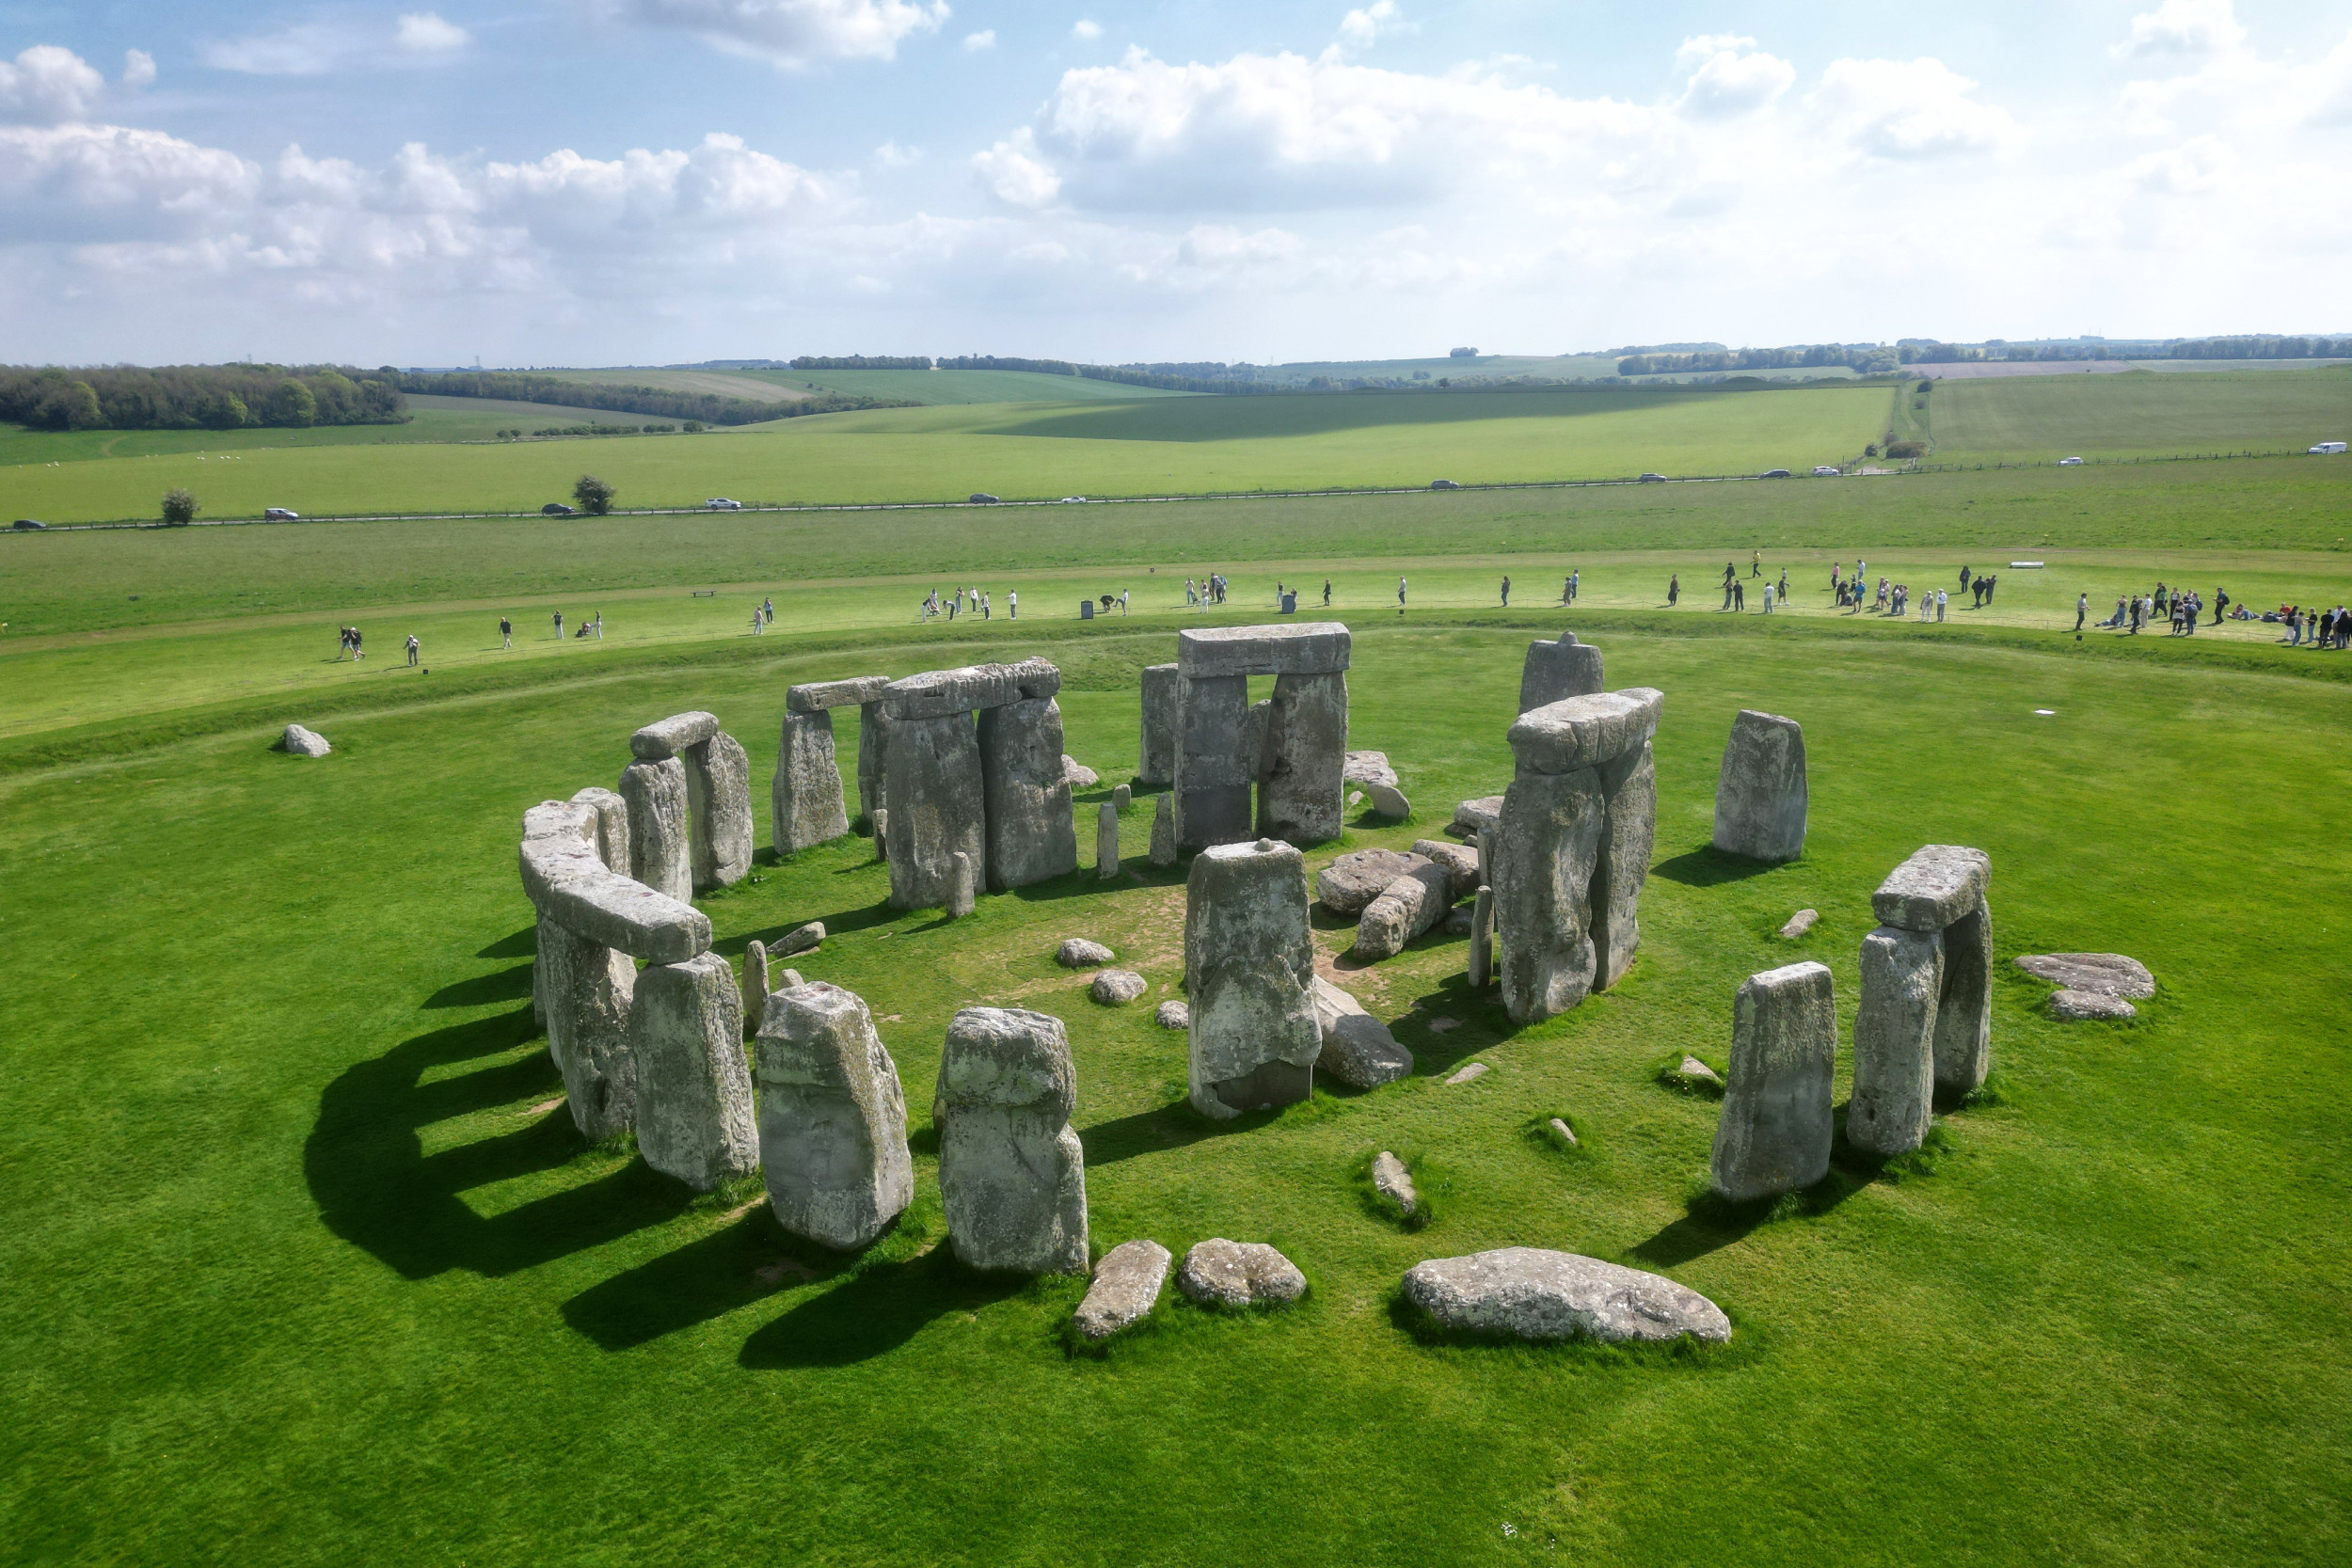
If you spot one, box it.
[1,620,2345,1566]
[1930,366,2352,461]
[0,386,1892,523]
[522,367,810,403]
[0,396,661,469]
[764,367,1202,404]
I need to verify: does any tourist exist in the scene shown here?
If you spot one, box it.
[2075,594,2087,632]
[947,592,958,620]
[1668,573,1679,606]
[2214,589,2229,626]
[1008,590,1017,619]
[981,592,991,620]
[762,597,774,624]
[1500,576,1511,607]
[405,634,421,666]
[1762,582,1774,613]
[1734,579,1746,611]
[1322,578,1332,606]
[351,627,364,659]
[1937,589,1948,623]
[1960,565,1972,593]
[750,608,764,636]
[552,610,563,639]
[1118,589,1129,615]
[1751,549,1761,578]
[593,612,603,639]
[1397,576,1407,613]
[1777,566,1788,601]
[1570,569,1581,603]
[500,615,512,650]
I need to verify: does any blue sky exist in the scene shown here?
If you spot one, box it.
[4,1,2350,365]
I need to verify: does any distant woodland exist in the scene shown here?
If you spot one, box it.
[0,365,404,431]
[389,371,892,425]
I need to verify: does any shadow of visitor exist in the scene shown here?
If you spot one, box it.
[738,1246,1025,1370]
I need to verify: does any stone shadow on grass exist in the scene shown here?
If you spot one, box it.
[1652,844,1779,888]
[476,925,538,959]
[422,963,534,1009]
[1628,1164,1871,1270]
[744,898,896,950]
[739,1246,1026,1369]
[563,1206,806,1351]
[1078,1097,1276,1167]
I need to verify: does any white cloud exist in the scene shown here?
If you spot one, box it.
[1336,2,1407,52]
[2309,32,2352,125]
[1811,57,2023,158]
[973,127,1061,207]
[963,29,995,51]
[1674,35,1794,119]
[615,0,951,68]
[2123,134,2233,192]
[121,50,157,90]
[396,13,472,53]
[874,138,922,166]
[203,24,349,77]
[0,123,258,234]
[1072,20,1102,41]
[2116,0,2246,60]
[0,44,109,123]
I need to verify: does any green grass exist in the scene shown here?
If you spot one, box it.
[0,398,666,470]
[758,367,1200,404]
[3,607,2347,1564]
[1932,366,2352,461]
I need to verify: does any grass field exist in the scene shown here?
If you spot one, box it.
[0,399,694,472]
[1931,366,2352,461]
[528,368,808,403]
[3,596,2347,1564]
[764,367,1200,404]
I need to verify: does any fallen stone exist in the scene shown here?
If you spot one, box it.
[1666,1054,1724,1093]
[1401,1248,1729,1344]
[1411,840,1483,902]
[1057,938,1114,968]
[2014,953,2154,1000]
[1518,631,1607,714]
[1354,862,1454,961]
[1779,909,1819,940]
[1848,926,1942,1158]
[1090,969,1147,1005]
[1154,1000,1190,1030]
[628,709,719,761]
[1451,796,1504,839]
[740,940,770,1037]
[1445,1061,1488,1085]
[1316,847,1429,916]
[1138,664,1179,785]
[1062,755,1099,788]
[786,674,892,714]
[1548,1117,1578,1148]
[1710,710,1808,863]
[775,921,824,957]
[1506,688,1664,776]
[628,952,759,1191]
[1185,838,1320,1118]
[1175,622,1351,679]
[937,1007,1089,1275]
[1445,905,1475,937]
[280,723,331,757]
[2051,988,2136,1021]
[1311,975,1413,1087]
[1149,791,1177,867]
[978,693,1078,890]
[754,980,914,1249]
[686,730,755,890]
[1372,1151,1419,1218]
[1073,1239,1171,1341]
[1872,845,1991,933]
[1710,960,1836,1202]
[1176,1239,1307,1308]
[618,755,693,904]
[1343,751,1410,817]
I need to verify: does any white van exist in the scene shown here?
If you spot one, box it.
[264,507,299,520]
[2312,441,2348,454]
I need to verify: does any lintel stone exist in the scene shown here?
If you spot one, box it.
[787,675,892,714]
[629,709,720,760]
[1176,622,1352,678]
[1507,688,1663,776]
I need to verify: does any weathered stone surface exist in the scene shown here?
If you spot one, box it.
[753,981,913,1248]
[280,722,331,757]
[1090,970,1147,1005]
[2015,953,2154,999]
[1411,840,1482,902]
[947,851,977,919]
[773,710,850,855]
[1548,1117,1579,1148]
[686,731,755,891]
[1138,663,1179,785]
[776,968,804,989]
[1311,975,1413,1087]
[1711,710,1808,863]
[1096,800,1120,879]
[1154,1000,1189,1030]
[1470,886,1494,990]
[1009,657,1062,700]
[776,921,824,957]
[1073,1239,1170,1340]
[519,820,710,963]
[628,952,758,1190]
[1185,839,1320,1118]
[1176,622,1352,679]
[978,696,1078,889]
[536,915,637,1141]
[1933,895,1994,1101]
[1258,671,1348,845]
[1507,688,1664,776]
[884,711,987,911]
[870,808,887,859]
[1779,909,1819,940]
[1173,673,1252,850]
[1372,1151,1419,1217]
[1354,862,1454,961]
[1872,845,1991,932]
[1149,791,1177,867]
[1402,1248,1729,1344]
[629,709,719,761]
[1317,848,1429,916]
[1445,1061,1488,1085]
[1518,631,1606,713]
[2051,988,2136,1021]
[618,755,693,904]
[856,702,888,823]
[1113,783,1131,812]
[1344,751,1409,817]
[1494,767,1607,1024]
[1667,1054,1724,1093]
[740,940,770,1037]
[1710,960,1836,1201]
[1848,926,1943,1158]
[569,785,630,871]
[1057,938,1114,967]
[1590,741,1656,991]
[1062,755,1098,788]
[882,664,1022,721]
[937,1007,1089,1275]
[787,674,892,714]
[1176,1239,1306,1307]
[1445,904,1474,937]
[1452,795,1503,838]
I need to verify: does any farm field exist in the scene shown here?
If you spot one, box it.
[765,367,1200,404]
[2,601,2346,1566]
[1930,366,2352,461]
[524,367,808,403]
[0,396,666,469]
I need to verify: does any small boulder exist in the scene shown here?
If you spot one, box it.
[1372,1151,1418,1218]
[1354,862,1454,960]
[2014,953,2154,1000]
[2050,988,2136,1021]
[1062,755,1099,788]
[1547,1117,1579,1148]
[1154,1000,1189,1030]
[1057,937,1115,968]
[1343,751,1410,817]
[1450,796,1503,839]
[280,723,331,757]
[1411,840,1483,902]
[1090,969,1147,1005]
[1073,1240,1171,1341]
[1664,1055,1724,1094]
[1311,975,1412,1087]
[1176,1239,1306,1309]
[1316,847,1428,916]
[1401,1247,1730,1344]
[774,921,825,957]
[1444,1061,1488,1085]
[1778,909,1819,940]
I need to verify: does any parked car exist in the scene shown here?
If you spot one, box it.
[264,507,299,520]
[1811,466,1842,477]
[704,497,742,510]
[1429,478,1460,490]
[1760,468,1790,479]
[968,492,1001,503]
[11,518,48,530]
[541,502,576,516]
[2058,456,2085,466]
[1638,472,1667,483]
[2312,441,2348,454]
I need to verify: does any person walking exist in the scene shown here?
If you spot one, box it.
[1323,578,1332,607]
[981,592,991,620]
[1762,582,1774,613]
[2213,589,2229,626]
[1501,576,1511,607]
[1397,576,1407,614]
[405,634,421,666]
[750,608,764,636]
[592,612,603,640]
[1668,573,1679,606]
[552,610,564,640]
[1937,589,1948,623]
[499,616,512,650]
[1751,549,1761,578]
[350,627,364,660]
[1570,569,1580,604]
[1008,590,1017,620]
[2075,594,2088,632]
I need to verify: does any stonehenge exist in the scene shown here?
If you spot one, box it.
[1171,624,1351,852]
[1855,845,1995,1130]
[882,658,1074,911]
[1402,1248,1730,1344]
[1518,630,1606,713]
[1491,688,1663,1023]
[1074,1240,1171,1341]
[1354,860,1454,961]
[1847,927,1943,1156]
[617,756,692,903]
[1709,960,1837,1201]
[936,1007,1089,1275]
[624,709,756,895]
[1343,750,1410,817]
[1096,801,1120,879]
[1185,838,1321,1118]
[1711,710,1808,863]
[628,951,760,1191]
[1138,664,1178,785]
[774,675,888,856]
[753,980,914,1249]
[1311,974,1413,1088]
[978,686,1079,890]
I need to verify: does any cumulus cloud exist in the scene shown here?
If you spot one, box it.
[397,13,472,53]
[874,138,921,166]
[2123,134,2234,192]
[615,0,950,68]
[122,50,157,90]
[963,29,995,51]
[973,127,1061,207]
[1072,20,1102,41]
[0,44,109,123]
[1673,34,1794,119]
[2116,0,2246,60]
[1811,57,2023,158]
[1336,2,1407,52]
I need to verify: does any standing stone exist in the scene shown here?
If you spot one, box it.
[856,702,889,825]
[628,952,758,1191]
[754,980,914,1249]
[977,695,1078,889]
[1711,710,1807,863]
[1709,960,1837,1202]
[1096,801,1120,879]
[537,915,637,1141]
[1492,767,1606,1023]
[569,785,631,872]
[1848,926,1943,1157]
[772,710,850,855]
[883,712,986,911]
[947,851,977,918]
[1149,791,1177,867]
[740,939,771,1037]
[1934,895,1994,1101]
[1173,673,1252,851]
[1185,839,1320,1118]
[936,1007,1089,1275]
[685,730,755,891]
[872,808,887,860]
[1470,885,1494,990]
[1258,671,1348,845]
[1113,782,1131,812]
[618,755,692,904]
[1138,664,1178,785]
[1590,740,1657,991]
[1518,631,1605,713]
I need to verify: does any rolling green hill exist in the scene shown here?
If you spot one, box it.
[760,367,1200,404]
[1930,367,2352,461]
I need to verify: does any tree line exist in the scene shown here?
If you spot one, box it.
[0,364,404,431]
[388,371,900,425]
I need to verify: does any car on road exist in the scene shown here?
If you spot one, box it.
[1811,466,1842,477]
[1060,496,1089,503]
[264,507,299,521]
[969,492,1000,503]
[1638,472,1667,483]
[2312,441,2347,454]
[1760,468,1791,479]
[12,518,48,530]
[1430,478,1460,490]
[2058,456,2085,466]
[541,502,576,516]
[704,497,742,510]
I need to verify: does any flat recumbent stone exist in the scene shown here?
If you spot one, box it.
[1401,1247,1728,1343]
[1176,1239,1305,1308]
